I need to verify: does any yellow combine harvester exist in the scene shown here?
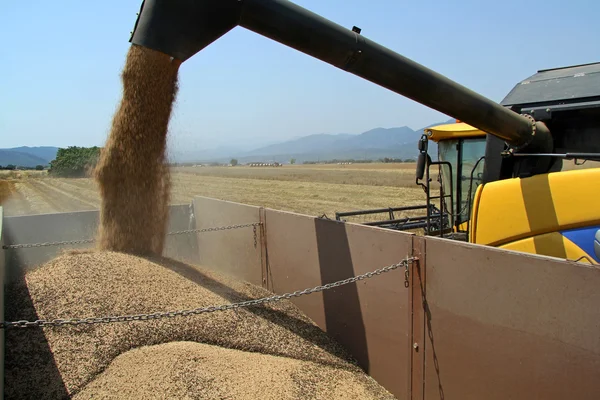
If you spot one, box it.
[421,117,600,264]
[342,62,600,265]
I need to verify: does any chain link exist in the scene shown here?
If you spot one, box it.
[165,222,262,236]
[1,257,416,330]
[1,238,95,249]
[1,223,263,250]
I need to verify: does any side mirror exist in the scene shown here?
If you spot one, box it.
[416,153,428,180]
[416,134,429,180]
[418,135,428,152]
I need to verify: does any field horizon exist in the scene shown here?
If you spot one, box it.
[0,163,433,226]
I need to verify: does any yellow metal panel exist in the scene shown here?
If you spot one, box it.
[471,168,600,246]
[455,221,469,232]
[500,232,597,265]
[424,122,486,142]
[468,183,484,243]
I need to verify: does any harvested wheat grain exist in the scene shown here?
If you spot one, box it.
[94,45,180,256]
[74,341,389,400]
[5,250,396,399]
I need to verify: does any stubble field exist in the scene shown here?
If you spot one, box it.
[0,164,433,223]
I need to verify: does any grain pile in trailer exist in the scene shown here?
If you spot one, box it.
[5,251,396,399]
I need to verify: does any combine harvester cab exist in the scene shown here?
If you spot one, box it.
[421,122,487,238]
[2,0,600,399]
[335,122,488,239]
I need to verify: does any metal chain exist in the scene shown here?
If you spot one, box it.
[1,238,95,249]
[0,257,416,330]
[1,223,262,250]
[165,222,262,236]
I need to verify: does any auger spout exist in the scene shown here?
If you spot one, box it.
[130,0,552,153]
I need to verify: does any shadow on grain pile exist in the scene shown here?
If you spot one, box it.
[4,268,70,399]
[4,250,396,399]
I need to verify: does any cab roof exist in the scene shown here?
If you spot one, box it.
[424,122,486,142]
[500,62,600,108]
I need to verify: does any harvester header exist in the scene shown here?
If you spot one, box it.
[129,0,552,156]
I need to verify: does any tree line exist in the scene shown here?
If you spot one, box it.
[0,164,45,171]
[48,146,101,177]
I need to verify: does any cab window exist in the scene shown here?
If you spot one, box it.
[437,137,486,225]
[460,138,486,222]
[437,139,459,218]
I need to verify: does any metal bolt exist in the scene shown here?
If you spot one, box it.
[413,343,419,350]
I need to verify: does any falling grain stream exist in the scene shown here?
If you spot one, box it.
[93,45,180,256]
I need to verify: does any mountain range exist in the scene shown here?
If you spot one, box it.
[0,146,59,167]
[1,119,453,167]
[172,120,452,164]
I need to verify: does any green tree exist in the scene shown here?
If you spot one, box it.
[230,158,238,166]
[48,146,101,177]
[290,158,296,165]
[35,165,45,171]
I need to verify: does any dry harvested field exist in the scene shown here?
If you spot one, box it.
[0,164,433,222]
[3,159,596,220]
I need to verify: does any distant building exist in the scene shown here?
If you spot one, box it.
[248,162,282,167]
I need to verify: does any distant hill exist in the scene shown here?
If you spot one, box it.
[169,145,250,164]
[333,127,415,150]
[0,146,59,167]
[175,120,453,164]
[1,119,455,167]
[241,133,356,157]
[0,150,49,167]
[7,146,59,163]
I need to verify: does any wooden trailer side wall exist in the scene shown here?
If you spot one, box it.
[421,236,600,400]
[190,197,600,400]
[2,204,199,282]
[192,197,263,287]
[263,208,415,399]
[189,197,417,399]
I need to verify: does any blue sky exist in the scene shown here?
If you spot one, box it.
[1,0,598,154]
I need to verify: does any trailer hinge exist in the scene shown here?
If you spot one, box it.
[404,256,419,288]
[404,260,410,288]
